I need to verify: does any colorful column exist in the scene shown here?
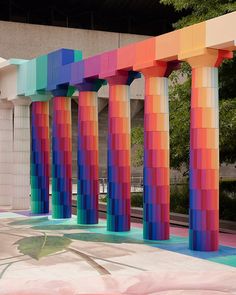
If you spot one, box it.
[189,66,219,251]
[52,97,72,219]
[187,50,231,251]
[107,82,131,232]
[0,100,13,206]
[143,74,170,240]
[31,101,50,214]
[77,90,99,224]
[12,99,31,209]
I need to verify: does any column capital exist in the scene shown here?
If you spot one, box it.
[30,91,52,102]
[141,61,179,78]
[185,48,232,68]
[0,99,13,109]
[51,85,76,97]
[12,96,31,106]
[75,79,105,92]
[105,70,140,86]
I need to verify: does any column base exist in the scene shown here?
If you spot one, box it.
[143,221,170,241]
[77,210,98,225]
[31,202,49,215]
[12,196,30,210]
[189,229,219,251]
[107,214,130,232]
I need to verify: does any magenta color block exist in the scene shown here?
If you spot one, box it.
[84,55,102,79]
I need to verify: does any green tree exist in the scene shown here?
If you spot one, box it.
[131,1,236,172]
[159,0,236,28]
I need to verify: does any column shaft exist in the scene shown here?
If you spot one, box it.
[107,84,131,231]
[143,76,170,240]
[12,103,31,209]
[52,97,72,218]
[31,101,50,214]
[190,66,219,251]
[77,91,99,224]
[0,104,13,206]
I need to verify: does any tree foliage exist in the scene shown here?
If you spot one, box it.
[130,0,236,172]
[159,0,236,28]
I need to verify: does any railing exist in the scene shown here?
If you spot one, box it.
[59,175,235,195]
[71,200,236,234]
[98,176,189,194]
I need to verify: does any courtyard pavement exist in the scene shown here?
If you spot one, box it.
[0,206,235,294]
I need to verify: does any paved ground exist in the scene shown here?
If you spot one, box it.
[0,207,235,294]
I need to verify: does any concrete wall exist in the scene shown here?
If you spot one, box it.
[0,20,146,100]
[0,21,149,59]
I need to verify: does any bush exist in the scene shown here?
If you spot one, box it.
[219,180,236,221]
[131,193,143,208]
[170,184,189,214]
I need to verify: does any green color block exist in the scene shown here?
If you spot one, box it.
[36,55,47,91]
[67,85,76,97]
[74,50,83,62]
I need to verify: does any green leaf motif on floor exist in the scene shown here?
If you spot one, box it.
[15,235,72,260]
[9,217,48,226]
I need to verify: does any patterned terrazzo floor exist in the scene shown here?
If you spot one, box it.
[0,207,236,294]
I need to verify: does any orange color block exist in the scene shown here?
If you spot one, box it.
[134,37,156,70]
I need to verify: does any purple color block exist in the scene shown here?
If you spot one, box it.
[71,60,84,85]
[84,55,102,79]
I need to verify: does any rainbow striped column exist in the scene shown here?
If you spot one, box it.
[77,91,99,224]
[143,76,170,240]
[107,84,131,232]
[31,101,50,214]
[190,66,219,251]
[52,97,72,219]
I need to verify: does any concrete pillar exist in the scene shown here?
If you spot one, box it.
[77,91,99,224]
[187,50,231,251]
[0,100,13,206]
[31,101,50,214]
[189,66,219,251]
[135,61,176,240]
[12,98,31,210]
[76,81,103,224]
[52,97,72,219]
[107,79,131,232]
[143,74,170,240]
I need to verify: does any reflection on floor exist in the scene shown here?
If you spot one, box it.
[0,207,236,294]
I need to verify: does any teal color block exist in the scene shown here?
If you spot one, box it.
[17,61,28,95]
[36,55,48,91]
[74,50,83,62]
[209,255,236,267]
[25,59,36,96]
